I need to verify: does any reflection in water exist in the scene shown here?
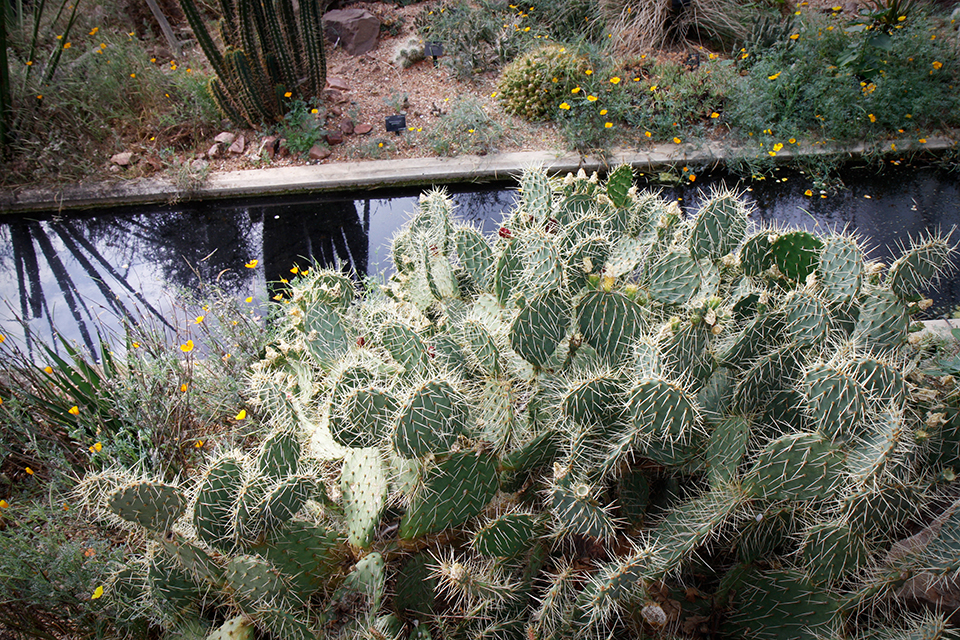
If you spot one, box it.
[1,163,959,352]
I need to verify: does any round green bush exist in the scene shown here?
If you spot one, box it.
[496,44,586,121]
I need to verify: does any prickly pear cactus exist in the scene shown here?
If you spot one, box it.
[81,167,960,640]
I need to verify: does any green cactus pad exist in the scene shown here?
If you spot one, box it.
[628,377,700,453]
[846,357,906,405]
[565,236,610,292]
[561,375,626,431]
[495,239,523,307]
[461,320,500,376]
[689,190,748,261]
[802,364,868,443]
[842,481,920,535]
[734,345,801,410]
[736,507,797,564]
[660,321,715,386]
[428,334,467,373]
[521,234,564,296]
[740,230,774,277]
[769,231,823,284]
[332,386,399,449]
[395,552,437,615]
[399,450,499,538]
[108,481,185,533]
[472,512,544,558]
[224,555,290,604]
[560,216,606,251]
[720,313,783,369]
[617,468,651,526]
[342,552,386,608]
[847,409,904,481]
[341,447,389,549]
[782,290,828,346]
[148,552,201,615]
[257,430,301,479]
[800,520,869,585]
[476,378,518,452]
[253,520,343,596]
[550,480,618,541]
[206,616,254,640]
[576,290,645,365]
[854,288,910,352]
[194,454,245,549]
[262,475,316,527]
[743,432,843,502]
[705,414,751,487]
[500,428,562,492]
[456,227,495,292]
[723,568,839,640]
[393,379,468,458]
[308,271,356,310]
[697,367,735,425]
[521,166,554,225]
[888,234,955,301]
[557,193,595,225]
[819,236,863,306]
[511,290,570,368]
[646,250,701,306]
[382,322,430,378]
[302,301,351,367]
[256,610,316,640]
[604,164,634,209]
[162,538,222,585]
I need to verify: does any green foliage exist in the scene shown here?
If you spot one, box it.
[425,97,505,157]
[497,44,587,121]
[67,166,960,640]
[274,99,327,157]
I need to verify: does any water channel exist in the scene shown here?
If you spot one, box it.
[1,161,958,357]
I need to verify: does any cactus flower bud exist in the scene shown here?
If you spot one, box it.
[498,227,513,239]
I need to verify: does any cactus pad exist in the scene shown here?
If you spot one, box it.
[393,379,469,458]
[743,433,843,502]
[689,189,748,261]
[108,481,185,533]
[647,250,702,306]
[194,454,245,548]
[769,231,823,283]
[819,236,862,306]
[472,512,544,558]
[576,290,645,365]
[341,447,389,549]
[511,290,570,368]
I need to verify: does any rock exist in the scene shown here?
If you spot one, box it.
[214,132,236,145]
[355,123,373,135]
[110,151,135,166]
[207,143,222,159]
[325,130,344,146]
[278,139,291,158]
[323,8,380,56]
[109,165,121,174]
[340,118,355,135]
[228,135,246,155]
[259,135,279,159]
[329,105,343,118]
[191,159,209,171]
[326,76,350,92]
[309,144,332,160]
[321,89,344,103]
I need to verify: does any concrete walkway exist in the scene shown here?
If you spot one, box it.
[0,135,955,214]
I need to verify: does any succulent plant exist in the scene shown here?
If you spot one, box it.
[497,44,587,121]
[81,167,960,640]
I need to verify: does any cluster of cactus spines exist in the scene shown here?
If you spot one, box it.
[81,165,960,640]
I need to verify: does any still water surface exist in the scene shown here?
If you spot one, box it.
[1,162,958,357]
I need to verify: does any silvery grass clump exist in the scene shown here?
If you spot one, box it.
[79,165,960,640]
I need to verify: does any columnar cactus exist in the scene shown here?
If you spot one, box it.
[81,166,960,640]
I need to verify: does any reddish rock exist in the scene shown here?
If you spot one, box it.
[323,9,380,56]
[326,76,350,92]
[355,123,373,135]
[228,135,246,155]
[260,135,279,159]
[207,143,222,159]
[278,139,291,157]
[325,130,344,146]
[213,132,236,145]
[110,151,135,166]
[340,118,355,135]
[321,88,344,103]
[309,144,332,160]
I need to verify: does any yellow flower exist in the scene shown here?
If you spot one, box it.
[689,174,696,182]
[284,91,292,98]
[25,467,34,475]
[311,108,319,114]
[195,440,204,448]
[708,53,718,59]
[645,131,652,138]
[768,71,781,80]
[868,114,876,123]
[600,109,608,115]
[523,26,530,31]
[290,266,300,274]
[89,442,102,453]
[180,340,194,353]
[559,102,571,110]
[181,383,188,392]
[91,586,104,600]
[194,315,204,324]
[891,143,897,151]
[789,137,797,144]
[63,42,71,49]
[650,85,658,91]
[468,129,475,133]
[804,189,813,196]
[44,366,53,374]
[89,27,99,35]
[919,138,927,143]
[26,60,32,65]
[932,61,943,70]
[129,72,135,78]
[587,95,598,102]
[604,122,613,128]
[609,76,621,84]
[673,137,681,144]
[235,409,247,420]
[898,15,905,21]
[710,112,719,119]
[0,500,8,508]
[585,69,593,75]
[245,296,253,303]
[273,294,283,301]
[768,151,777,156]
[245,259,258,268]
[69,405,80,415]
[0,334,4,343]
[571,87,581,94]
[789,34,799,40]
[773,143,783,151]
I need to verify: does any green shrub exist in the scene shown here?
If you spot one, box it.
[497,43,587,120]
[425,97,505,156]
[275,99,327,157]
